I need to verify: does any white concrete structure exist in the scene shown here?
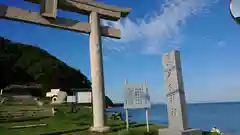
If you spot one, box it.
[46,89,60,97]
[46,89,67,104]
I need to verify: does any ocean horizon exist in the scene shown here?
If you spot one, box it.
[113,101,240,105]
[107,102,240,134]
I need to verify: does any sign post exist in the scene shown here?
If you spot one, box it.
[145,108,149,132]
[124,79,129,131]
[144,80,150,132]
[124,79,151,132]
[125,108,129,131]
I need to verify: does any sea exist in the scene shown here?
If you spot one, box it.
[106,102,240,134]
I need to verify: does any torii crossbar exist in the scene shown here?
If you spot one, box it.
[0,0,131,132]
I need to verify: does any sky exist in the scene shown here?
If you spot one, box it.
[0,0,240,103]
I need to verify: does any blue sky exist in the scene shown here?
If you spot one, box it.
[0,0,240,103]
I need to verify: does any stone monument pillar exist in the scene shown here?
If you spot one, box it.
[159,50,202,135]
[89,12,110,132]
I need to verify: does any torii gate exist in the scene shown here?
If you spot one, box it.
[0,0,131,132]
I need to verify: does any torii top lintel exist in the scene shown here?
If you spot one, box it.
[24,0,132,21]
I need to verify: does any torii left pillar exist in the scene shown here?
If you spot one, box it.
[89,12,110,132]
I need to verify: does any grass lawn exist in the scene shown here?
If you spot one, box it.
[0,104,220,135]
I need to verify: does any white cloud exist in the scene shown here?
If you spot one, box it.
[216,40,226,47]
[102,0,218,54]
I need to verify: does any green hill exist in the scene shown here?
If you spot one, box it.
[0,37,113,105]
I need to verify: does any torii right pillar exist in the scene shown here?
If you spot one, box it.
[159,50,202,135]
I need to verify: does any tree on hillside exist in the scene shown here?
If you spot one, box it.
[0,37,89,92]
[0,37,114,105]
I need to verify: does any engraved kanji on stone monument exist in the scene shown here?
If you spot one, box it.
[159,50,202,135]
[162,50,188,130]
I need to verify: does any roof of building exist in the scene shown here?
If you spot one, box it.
[2,84,43,97]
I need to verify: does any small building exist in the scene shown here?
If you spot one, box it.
[66,88,114,108]
[67,88,92,104]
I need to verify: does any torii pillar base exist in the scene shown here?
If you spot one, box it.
[159,128,202,135]
[90,126,111,133]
